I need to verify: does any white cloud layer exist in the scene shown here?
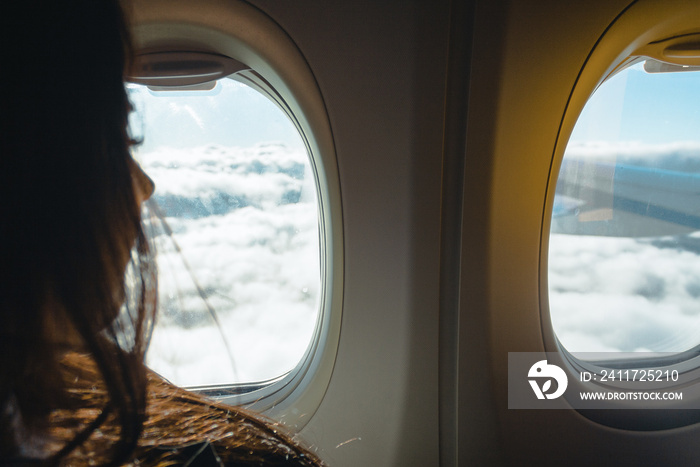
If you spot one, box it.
[141,144,320,386]
[550,142,700,356]
[565,140,700,172]
[141,139,700,382]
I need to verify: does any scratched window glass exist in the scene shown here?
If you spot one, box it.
[548,60,700,358]
[127,79,321,386]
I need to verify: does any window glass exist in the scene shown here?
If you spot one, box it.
[127,79,321,386]
[549,60,700,357]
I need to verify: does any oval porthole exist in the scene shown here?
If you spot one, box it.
[127,75,323,388]
[548,57,700,361]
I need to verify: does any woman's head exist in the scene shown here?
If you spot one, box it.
[0,0,156,462]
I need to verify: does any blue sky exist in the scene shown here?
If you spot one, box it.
[127,79,304,155]
[570,61,700,145]
[129,61,700,152]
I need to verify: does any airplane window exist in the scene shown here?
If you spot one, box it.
[548,59,700,359]
[127,79,321,387]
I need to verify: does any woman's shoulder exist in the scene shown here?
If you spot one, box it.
[56,353,325,466]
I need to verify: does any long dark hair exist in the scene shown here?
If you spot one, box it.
[1,2,326,466]
[0,0,156,464]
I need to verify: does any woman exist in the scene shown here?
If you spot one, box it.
[0,1,324,465]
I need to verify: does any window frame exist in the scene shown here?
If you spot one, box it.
[541,0,700,428]
[130,0,343,429]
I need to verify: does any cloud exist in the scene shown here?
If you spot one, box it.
[565,140,700,172]
[549,232,700,354]
[142,143,320,386]
[550,141,700,357]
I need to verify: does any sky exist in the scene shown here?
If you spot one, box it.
[128,79,320,386]
[550,61,700,357]
[570,61,700,145]
[127,79,304,153]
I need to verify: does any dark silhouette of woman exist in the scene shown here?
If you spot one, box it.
[0,1,324,465]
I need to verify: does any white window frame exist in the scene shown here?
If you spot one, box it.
[130,0,343,430]
[541,1,700,428]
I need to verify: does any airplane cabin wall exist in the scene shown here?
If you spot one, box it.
[250,0,451,465]
[471,0,700,465]
[128,0,700,465]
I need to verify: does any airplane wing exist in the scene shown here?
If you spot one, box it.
[551,158,700,237]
